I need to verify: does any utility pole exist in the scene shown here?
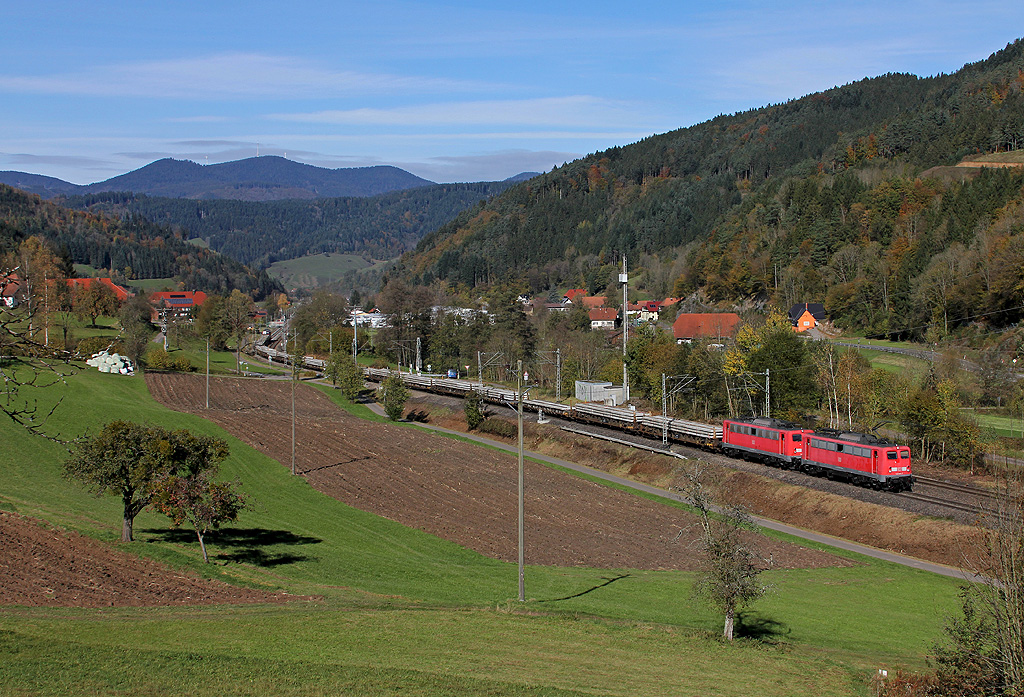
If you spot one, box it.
[556,348,561,401]
[352,309,358,364]
[291,329,297,476]
[517,359,525,602]
[620,255,629,402]
[416,336,422,373]
[205,337,210,409]
[662,373,696,445]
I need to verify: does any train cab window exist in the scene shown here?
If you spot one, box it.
[887,451,897,460]
[900,451,910,460]
[791,433,802,442]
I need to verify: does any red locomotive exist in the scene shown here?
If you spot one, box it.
[721,417,913,491]
[721,417,810,467]
[802,430,913,491]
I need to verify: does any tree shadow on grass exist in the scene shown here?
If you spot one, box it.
[735,611,791,642]
[141,527,322,567]
[537,574,632,603]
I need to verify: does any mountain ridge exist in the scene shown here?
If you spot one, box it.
[0,156,437,201]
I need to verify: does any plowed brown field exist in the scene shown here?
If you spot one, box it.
[0,511,294,607]
[147,373,848,571]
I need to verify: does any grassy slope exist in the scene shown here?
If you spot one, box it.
[0,366,965,696]
[266,252,371,290]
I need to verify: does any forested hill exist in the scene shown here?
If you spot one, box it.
[0,156,434,201]
[395,40,1024,336]
[58,180,519,269]
[0,185,281,299]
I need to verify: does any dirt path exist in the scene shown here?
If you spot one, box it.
[146,373,849,572]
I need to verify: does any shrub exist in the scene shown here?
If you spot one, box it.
[76,336,124,358]
[477,418,517,439]
[146,348,172,370]
[465,392,484,430]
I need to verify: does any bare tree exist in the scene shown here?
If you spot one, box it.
[677,461,770,641]
[1,246,74,438]
[932,463,1024,695]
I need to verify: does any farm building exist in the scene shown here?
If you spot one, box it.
[150,291,208,322]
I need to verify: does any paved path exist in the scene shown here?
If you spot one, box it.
[363,399,978,582]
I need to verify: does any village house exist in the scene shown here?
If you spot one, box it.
[672,313,741,343]
[149,290,208,323]
[638,300,662,323]
[66,277,131,303]
[589,307,618,330]
[1,273,20,308]
[562,288,587,305]
[789,302,827,332]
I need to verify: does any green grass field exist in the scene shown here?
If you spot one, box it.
[0,366,966,696]
[266,252,373,290]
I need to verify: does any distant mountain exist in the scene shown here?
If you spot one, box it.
[0,156,435,201]
[0,185,281,299]
[60,181,517,269]
[0,172,82,198]
[505,172,542,182]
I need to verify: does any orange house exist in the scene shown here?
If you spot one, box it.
[789,303,826,332]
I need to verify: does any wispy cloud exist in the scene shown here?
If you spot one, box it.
[270,96,653,129]
[0,53,483,99]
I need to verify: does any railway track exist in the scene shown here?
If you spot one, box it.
[904,475,1005,521]
[914,475,999,502]
[253,352,1004,522]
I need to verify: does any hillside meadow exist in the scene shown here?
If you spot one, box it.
[0,364,967,696]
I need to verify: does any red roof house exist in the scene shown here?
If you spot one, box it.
[149,291,208,322]
[1,273,21,308]
[563,288,587,304]
[66,277,131,302]
[672,313,741,342]
[589,307,618,330]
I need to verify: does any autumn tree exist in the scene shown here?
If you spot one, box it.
[219,289,255,374]
[150,470,248,563]
[63,421,230,542]
[74,280,119,328]
[118,294,154,368]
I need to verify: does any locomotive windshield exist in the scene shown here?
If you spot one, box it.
[900,450,910,459]
[887,452,897,460]
[791,433,802,441]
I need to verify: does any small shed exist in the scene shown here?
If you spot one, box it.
[575,380,625,406]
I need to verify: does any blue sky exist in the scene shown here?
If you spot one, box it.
[3,1,1023,185]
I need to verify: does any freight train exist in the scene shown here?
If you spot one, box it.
[251,345,913,491]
